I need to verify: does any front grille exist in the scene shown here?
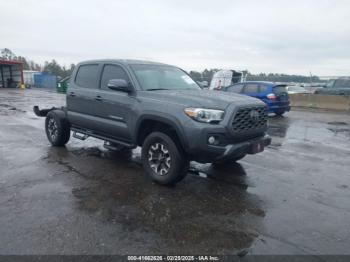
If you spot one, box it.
[232,106,268,133]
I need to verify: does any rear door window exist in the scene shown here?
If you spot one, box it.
[100,64,130,90]
[259,85,269,93]
[75,64,99,89]
[226,84,244,93]
[243,84,259,93]
[334,79,350,88]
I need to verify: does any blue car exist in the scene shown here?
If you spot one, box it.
[222,81,291,115]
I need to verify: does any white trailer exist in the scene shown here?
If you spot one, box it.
[23,70,40,86]
[209,70,247,90]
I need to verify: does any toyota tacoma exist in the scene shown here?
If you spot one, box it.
[34,59,271,185]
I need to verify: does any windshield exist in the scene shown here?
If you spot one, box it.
[131,64,201,91]
[326,80,335,88]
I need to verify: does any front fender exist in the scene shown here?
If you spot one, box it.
[135,112,189,151]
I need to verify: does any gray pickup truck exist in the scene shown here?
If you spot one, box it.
[35,59,271,185]
[315,78,350,95]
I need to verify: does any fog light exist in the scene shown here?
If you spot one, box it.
[208,136,216,145]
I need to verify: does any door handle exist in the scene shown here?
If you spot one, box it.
[69,92,76,97]
[95,95,103,101]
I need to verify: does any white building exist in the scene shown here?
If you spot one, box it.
[23,70,40,86]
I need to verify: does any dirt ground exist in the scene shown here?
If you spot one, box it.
[0,88,350,255]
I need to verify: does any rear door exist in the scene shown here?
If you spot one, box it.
[67,63,102,130]
[258,84,271,104]
[242,83,260,98]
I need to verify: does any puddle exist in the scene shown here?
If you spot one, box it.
[328,121,348,126]
[0,103,26,113]
[70,173,263,253]
[42,145,265,253]
[328,128,350,133]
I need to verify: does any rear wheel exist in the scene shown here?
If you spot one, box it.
[275,110,285,116]
[141,132,189,185]
[45,111,70,146]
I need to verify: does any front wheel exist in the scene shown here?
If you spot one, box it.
[141,132,189,185]
[45,111,70,146]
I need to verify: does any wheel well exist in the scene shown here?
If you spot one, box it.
[137,119,182,147]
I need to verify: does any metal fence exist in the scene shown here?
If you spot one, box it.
[34,73,57,89]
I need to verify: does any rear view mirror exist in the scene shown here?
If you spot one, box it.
[107,79,132,92]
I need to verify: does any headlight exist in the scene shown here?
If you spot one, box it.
[184,108,225,123]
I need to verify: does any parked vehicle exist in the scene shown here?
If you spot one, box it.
[315,78,350,95]
[34,60,271,185]
[209,70,247,90]
[197,80,209,88]
[286,85,311,94]
[221,81,290,115]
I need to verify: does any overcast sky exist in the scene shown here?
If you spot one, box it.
[1,0,349,75]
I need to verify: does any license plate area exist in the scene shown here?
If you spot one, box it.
[249,141,265,154]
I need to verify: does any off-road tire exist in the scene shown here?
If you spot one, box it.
[275,110,285,116]
[141,132,189,185]
[45,111,70,146]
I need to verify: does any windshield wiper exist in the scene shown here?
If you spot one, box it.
[146,88,170,91]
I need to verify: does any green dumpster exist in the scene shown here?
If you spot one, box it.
[56,76,70,93]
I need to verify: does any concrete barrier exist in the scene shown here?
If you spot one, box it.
[289,94,350,111]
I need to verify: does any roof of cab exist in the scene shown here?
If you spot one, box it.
[77,59,171,67]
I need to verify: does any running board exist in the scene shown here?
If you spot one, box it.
[71,127,136,149]
[103,141,125,151]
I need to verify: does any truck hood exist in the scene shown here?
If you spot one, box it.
[139,89,264,109]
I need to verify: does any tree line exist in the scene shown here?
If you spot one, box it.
[2,48,324,83]
[1,48,75,78]
[190,69,324,84]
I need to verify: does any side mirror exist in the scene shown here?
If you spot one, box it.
[107,79,132,92]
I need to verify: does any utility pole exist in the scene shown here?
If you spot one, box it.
[309,71,313,86]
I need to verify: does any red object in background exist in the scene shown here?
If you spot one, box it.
[0,59,24,87]
[267,93,276,101]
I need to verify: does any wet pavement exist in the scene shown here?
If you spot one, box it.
[0,88,350,255]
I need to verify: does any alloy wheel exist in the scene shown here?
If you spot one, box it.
[148,142,171,176]
[47,117,58,141]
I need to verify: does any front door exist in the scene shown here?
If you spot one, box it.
[93,64,136,142]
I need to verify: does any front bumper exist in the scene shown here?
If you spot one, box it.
[268,102,291,113]
[187,127,271,163]
[182,102,271,163]
[214,135,271,162]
